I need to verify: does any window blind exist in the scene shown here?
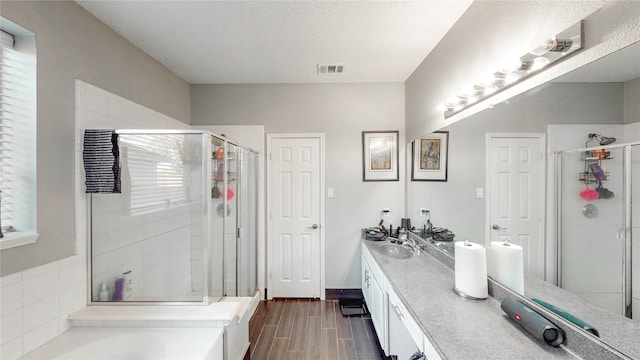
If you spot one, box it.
[119,134,188,214]
[1,29,37,232]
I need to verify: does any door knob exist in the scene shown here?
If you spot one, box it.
[308,224,319,230]
[492,224,507,230]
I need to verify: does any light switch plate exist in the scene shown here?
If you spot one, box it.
[476,188,484,199]
[327,187,334,198]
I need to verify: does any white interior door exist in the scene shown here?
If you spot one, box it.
[487,134,545,278]
[267,134,324,299]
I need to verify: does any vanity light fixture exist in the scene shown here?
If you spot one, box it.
[440,20,584,118]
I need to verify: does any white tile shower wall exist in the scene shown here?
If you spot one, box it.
[0,255,87,360]
[89,202,193,300]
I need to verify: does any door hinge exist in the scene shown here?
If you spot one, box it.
[269,152,272,160]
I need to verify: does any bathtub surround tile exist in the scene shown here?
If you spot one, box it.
[23,297,59,333]
[0,272,22,287]
[22,269,59,308]
[1,309,22,345]
[59,283,86,319]
[1,337,23,360]
[23,318,59,355]
[0,254,88,360]
[58,256,86,291]
[1,282,22,315]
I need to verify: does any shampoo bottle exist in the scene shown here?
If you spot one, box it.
[98,283,109,301]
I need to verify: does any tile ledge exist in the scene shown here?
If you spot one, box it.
[68,301,241,327]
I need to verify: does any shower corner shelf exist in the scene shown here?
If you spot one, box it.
[580,149,612,184]
[579,171,609,183]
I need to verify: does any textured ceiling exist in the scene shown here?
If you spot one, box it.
[76,1,473,84]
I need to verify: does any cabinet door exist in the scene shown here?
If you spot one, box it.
[361,256,370,303]
[388,288,422,356]
[388,297,420,359]
[369,274,385,348]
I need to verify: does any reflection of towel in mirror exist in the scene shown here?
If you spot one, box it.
[83,129,121,193]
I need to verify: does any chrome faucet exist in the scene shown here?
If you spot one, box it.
[403,237,419,253]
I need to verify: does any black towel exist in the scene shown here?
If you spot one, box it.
[83,129,121,193]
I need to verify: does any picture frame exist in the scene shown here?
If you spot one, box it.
[411,131,449,181]
[362,131,399,181]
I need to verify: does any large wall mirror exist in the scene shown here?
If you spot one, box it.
[407,40,640,358]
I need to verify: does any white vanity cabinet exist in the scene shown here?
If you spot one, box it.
[361,246,387,352]
[362,243,442,359]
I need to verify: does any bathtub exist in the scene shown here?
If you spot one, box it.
[21,327,223,360]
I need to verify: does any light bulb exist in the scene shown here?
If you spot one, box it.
[530,38,556,56]
[499,58,525,73]
[530,57,550,71]
[484,85,497,96]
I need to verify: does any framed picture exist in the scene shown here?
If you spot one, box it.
[362,131,399,181]
[411,131,449,181]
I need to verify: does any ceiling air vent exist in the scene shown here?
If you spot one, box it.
[317,64,344,74]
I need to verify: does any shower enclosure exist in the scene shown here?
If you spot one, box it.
[88,130,258,304]
[555,142,638,319]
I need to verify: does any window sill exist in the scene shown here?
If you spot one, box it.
[0,232,39,250]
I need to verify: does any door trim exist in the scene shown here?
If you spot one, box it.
[266,133,326,300]
[485,133,546,275]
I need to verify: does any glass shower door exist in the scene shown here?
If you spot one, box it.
[237,148,258,296]
[90,132,207,303]
[558,147,625,315]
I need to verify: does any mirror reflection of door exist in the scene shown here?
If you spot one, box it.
[487,133,545,278]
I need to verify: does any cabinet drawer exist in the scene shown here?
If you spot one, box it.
[387,286,423,353]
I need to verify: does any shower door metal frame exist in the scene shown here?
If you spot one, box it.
[87,130,211,305]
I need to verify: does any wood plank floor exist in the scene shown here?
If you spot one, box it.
[248,299,388,360]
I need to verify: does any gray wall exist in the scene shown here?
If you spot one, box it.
[405,1,640,140]
[191,83,405,288]
[406,82,624,243]
[1,1,190,275]
[625,78,640,124]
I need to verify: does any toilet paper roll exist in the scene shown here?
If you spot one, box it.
[487,240,524,295]
[454,240,488,299]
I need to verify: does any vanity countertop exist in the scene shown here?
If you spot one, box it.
[362,239,577,359]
